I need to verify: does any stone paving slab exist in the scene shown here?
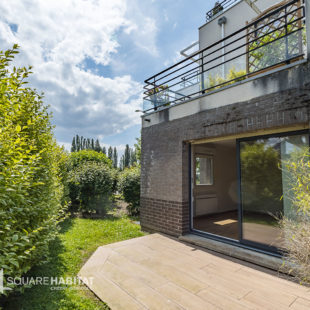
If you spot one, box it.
[78,233,310,310]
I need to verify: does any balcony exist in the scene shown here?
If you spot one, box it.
[206,0,241,22]
[143,0,306,113]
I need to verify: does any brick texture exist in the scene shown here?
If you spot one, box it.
[140,198,189,236]
[140,62,310,236]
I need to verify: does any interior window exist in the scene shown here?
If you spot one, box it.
[195,156,213,185]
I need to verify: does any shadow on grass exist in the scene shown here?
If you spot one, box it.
[1,218,74,310]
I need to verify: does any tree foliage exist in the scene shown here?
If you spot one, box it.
[68,162,115,215]
[67,150,115,214]
[280,148,310,284]
[108,146,113,161]
[240,142,282,214]
[118,166,140,216]
[0,45,67,295]
[113,147,118,169]
[124,144,130,168]
[69,149,112,169]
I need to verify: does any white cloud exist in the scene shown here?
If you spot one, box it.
[0,0,154,144]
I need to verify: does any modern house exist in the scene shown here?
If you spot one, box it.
[140,0,310,267]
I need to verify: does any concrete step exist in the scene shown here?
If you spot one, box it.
[179,233,284,271]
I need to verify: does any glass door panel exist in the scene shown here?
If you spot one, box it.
[239,132,309,250]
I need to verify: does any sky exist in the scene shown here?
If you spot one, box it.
[0,0,215,152]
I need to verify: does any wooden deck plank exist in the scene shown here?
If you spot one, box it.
[290,297,310,310]
[79,234,310,310]
[156,282,219,310]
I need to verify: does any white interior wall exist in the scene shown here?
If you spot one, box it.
[193,140,238,217]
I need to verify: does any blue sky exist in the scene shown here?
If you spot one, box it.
[0,0,215,152]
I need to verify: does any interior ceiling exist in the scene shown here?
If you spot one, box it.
[198,139,236,148]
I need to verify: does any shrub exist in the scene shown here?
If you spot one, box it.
[203,67,246,92]
[69,149,112,169]
[0,45,66,295]
[118,166,140,216]
[68,162,115,215]
[280,148,310,284]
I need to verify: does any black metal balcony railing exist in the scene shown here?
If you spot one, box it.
[206,0,240,22]
[143,0,306,113]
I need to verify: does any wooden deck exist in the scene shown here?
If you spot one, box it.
[79,234,310,310]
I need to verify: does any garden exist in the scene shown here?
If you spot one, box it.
[0,46,143,309]
[1,38,310,309]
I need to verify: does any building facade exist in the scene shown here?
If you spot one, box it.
[140,0,310,260]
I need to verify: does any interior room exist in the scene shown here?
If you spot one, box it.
[192,139,239,240]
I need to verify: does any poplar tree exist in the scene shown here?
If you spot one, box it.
[80,136,84,150]
[130,148,137,166]
[108,146,113,161]
[71,136,76,152]
[134,137,141,163]
[95,139,101,152]
[124,144,130,168]
[76,135,80,151]
[119,155,125,170]
[91,138,95,150]
[113,147,118,168]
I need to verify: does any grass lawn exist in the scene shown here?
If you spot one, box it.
[2,216,145,310]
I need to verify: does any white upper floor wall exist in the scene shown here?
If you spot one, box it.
[199,0,283,50]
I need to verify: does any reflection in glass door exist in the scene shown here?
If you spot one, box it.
[239,132,309,251]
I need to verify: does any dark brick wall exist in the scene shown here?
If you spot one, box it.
[140,198,189,236]
[140,62,310,236]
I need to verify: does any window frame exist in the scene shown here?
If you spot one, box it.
[194,154,214,186]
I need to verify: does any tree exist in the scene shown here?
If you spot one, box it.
[118,166,141,216]
[119,155,125,171]
[108,146,113,161]
[0,45,66,294]
[76,134,80,151]
[91,138,95,150]
[124,144,130,168]
[95,139,101,152]
[130,148,137,166]
[71,136,76,152]
[113,147,118,168]
[134,137,141,163]
[102,146,106,155]
[87,138,91,149]
[240,142,282,214]
[279,148,310,284]
[80,136,84,150]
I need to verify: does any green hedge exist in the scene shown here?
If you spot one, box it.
[0,46,67,295]
[69,149,112,169]
[118,166,140,216]
[68,161,115,214]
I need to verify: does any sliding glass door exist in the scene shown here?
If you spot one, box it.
[239,131,309,251]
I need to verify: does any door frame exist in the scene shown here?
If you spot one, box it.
[189,128,310,256]
[237,128,310,254]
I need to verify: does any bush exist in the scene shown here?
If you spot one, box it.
[68,162,115,215]
[118,166,140,216]
[280,217,310,283]
[203,67,246,92]
[280,148,310,284]
[69,149,112,169]
[0,45,66,295]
